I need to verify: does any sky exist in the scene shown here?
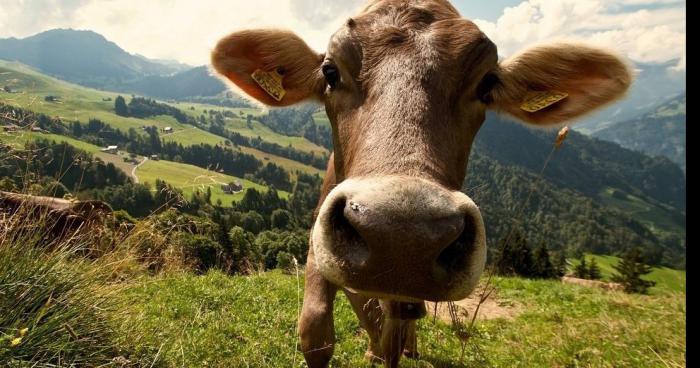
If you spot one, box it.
[0,0,686,72]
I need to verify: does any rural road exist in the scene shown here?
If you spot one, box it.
[132,157,148,183]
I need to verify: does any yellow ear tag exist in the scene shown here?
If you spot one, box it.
[251,69,287,102]
[520,91,569,113]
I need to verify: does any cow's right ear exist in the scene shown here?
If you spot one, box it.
[211,30,325,107]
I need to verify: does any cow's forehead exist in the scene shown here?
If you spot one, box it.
[327,1,497,93]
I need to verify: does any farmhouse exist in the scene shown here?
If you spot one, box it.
[101,145,118,154]
[222,181,243,194]
[163,127,174,134]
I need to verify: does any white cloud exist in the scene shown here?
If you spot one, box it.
[473,0,686,71]
[0,0,684,71]
[0,0,363,65]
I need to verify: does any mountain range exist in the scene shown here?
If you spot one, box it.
[0,29,229,100]
[591,93,686,172]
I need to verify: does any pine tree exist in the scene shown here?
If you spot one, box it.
[114,95,129,116]
[532,244,557,279]
[587,257,602,280]
[494,229,534,277]
[612,249,656,294]
[553,251,568,278]
[573,255,588,279]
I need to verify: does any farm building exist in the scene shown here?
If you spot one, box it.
[101,145,118,154]
[222,181,244,194]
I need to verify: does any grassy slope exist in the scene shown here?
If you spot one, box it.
[598,187,685,236]
[0,60,326,156]
[0,60,322,179]
[571,254,686,294]
[117,271,685,368]
[223,115,328,155]
[137,159,289,205]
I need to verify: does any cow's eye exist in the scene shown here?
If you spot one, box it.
[476,72,500,104]
[322,64,340,90]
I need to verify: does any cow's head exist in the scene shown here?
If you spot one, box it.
[212,0,631,302]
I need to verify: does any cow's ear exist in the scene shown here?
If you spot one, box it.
[211,29,325,107]
[485,42,633,126]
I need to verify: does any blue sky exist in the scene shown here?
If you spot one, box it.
[453,0,521,21]
[0,0,685,71]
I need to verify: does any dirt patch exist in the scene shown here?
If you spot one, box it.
[425,288,523,325]
[562,276,623,291]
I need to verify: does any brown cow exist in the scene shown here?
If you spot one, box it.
[211,1,632,366]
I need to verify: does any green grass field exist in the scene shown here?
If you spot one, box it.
[115,270,685,368]
[598,187,685,237]
[571,254,686,294]
[0,60,324,154]
[136,158,288,205]
[0,130,102,153]
[223,115,328,155]
[238,145,325,177]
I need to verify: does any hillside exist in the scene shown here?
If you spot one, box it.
[109,270,685,367]
[592,93,686,171]
[575,61,686,133]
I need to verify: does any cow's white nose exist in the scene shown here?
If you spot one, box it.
[311,176,486,302]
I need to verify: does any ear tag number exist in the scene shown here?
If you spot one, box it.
[520,91,569,113]
[252,69,287,102]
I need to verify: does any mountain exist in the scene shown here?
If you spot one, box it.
[466,114,686,267]
[0,29,183,88]
[121,66,228,100]
[0,29,235,102]
[575,61,686,134]
[591,93,686,171]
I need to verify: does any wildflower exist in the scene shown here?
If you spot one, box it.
[19,328,28,337]
[10,337,22,347]
[555,126,570,149]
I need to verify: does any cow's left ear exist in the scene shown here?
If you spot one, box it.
[483,42,633,125]
[211,29,325,107]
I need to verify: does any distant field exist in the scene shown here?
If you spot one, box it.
[223,115,328,155]
[238,145,324,177]
[137,159,288,206]
[116,271,685,367]
[598,187,685,236]
[313,111,331,127]
[0,130,102,153]
[0,60,324,153]
[570,254,686,294]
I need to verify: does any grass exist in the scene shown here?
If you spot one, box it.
[238,145,325,177]
[115,270,685,368]
[598,187,685,236]
[136,158,289,205]
[0,130,102,153]
[0,211,128,366]
[0,60,324,154]
[223,115,328,155]
[570,254,686,294]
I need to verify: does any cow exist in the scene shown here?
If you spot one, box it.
[210,0,632,366]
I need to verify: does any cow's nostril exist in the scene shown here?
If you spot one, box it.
[328,198,369,266]
[436,215,477,273]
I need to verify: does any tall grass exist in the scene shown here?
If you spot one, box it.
[0,205,134,366]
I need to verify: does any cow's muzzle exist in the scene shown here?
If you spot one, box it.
[312,176,486,302]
